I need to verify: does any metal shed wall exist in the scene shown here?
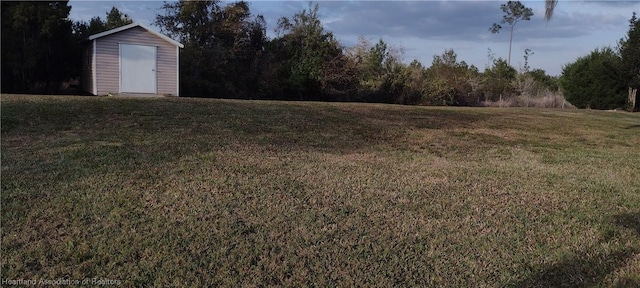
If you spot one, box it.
[93,26,178,96]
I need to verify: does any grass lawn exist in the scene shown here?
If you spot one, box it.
[2,94,640,286]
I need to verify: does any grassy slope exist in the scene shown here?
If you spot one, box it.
[2,94,639,286]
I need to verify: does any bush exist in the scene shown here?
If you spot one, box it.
[482,91,575,109]
[559,47,627,109]
[422,78,456,106]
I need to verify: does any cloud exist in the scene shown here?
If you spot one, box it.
[320,1,502,41]
[581,0,640,8]
[287,1,630,43]
[69,1,113,22]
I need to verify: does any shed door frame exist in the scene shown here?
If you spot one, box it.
[119,43,157,94]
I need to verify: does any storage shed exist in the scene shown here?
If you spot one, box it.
[82,23,184,96]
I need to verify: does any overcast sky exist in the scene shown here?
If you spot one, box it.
[69,0,639,76]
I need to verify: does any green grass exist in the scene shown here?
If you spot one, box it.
[2,94,640,286]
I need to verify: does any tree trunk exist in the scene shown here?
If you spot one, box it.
[629,87,638,112]
[508,27,514,66]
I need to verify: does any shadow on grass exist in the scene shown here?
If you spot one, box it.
[0,97,498,195]
[1,97,496,157]
[510,212,640,287]
[511,248,638,287]
[625,124,640,129]
[614,212,640,236]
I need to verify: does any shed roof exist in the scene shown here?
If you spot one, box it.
[88,22,184,48]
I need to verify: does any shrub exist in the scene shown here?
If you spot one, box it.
[559,47,627,109]
[482,91,575,108]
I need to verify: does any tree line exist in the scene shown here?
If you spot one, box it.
[1,1,638,110]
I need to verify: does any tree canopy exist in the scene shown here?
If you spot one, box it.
[618,12,640,111]
[271,3,347,100]
[619,13,640,90]
[1,1,76,93]
[155,0,266,97]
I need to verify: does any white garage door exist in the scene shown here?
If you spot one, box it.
[120,44,157,93]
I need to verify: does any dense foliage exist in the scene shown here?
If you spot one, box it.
[558,13,638,110]
[560,47,626,109]
[619,12,640,111]
[560,12,639,111]
[1,1,75,93]
[155,0,266,98]
[262,4,355,101]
